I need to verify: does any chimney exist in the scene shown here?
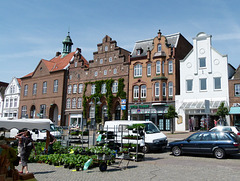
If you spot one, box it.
[76,48,81,53]
[56,52,61,57]
[158,29,162,40]
[147,47,151,60]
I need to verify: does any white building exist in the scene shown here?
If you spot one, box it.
[175,32,235,131]
[0,93,3,117]
[3,77,21,119]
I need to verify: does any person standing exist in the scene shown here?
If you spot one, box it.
[48,133,56,154]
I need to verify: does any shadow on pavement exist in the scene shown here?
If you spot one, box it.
[33,170,56,175]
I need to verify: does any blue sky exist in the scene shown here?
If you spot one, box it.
[1,0,240,83]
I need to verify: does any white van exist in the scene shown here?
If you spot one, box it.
[104,120,168,153]
[0,118,62,141]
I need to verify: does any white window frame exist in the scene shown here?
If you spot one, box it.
[104,70,107,75]
[66,98,71,109]
[113,68,117,74]
[24,85,28,96]
[199,58,206,68]
[100,59,103,64]
[134,64,142,77]
[42,81,47,94]
[235,84,240,96]
[78,84,83,93]
[101,83,106,94]
[10,98,13,108]
[200,78,207,91]
[158,44,161,52]
[21,106,27,118]
[112,82,118,93]
[91,84,96,95]
[105,46,108,51]
[73,84,77,94]
[14,98,17,107]
[169,82,173,96]
[33,83,37,95]
[162,61,164,74]
[214,77,221,90]
[5,98,9,108]
[147,64,151,76]
[77,98,82,108]
[74,61,77,67]
[168,60,173,73]
[141,85,146,98]
[155,82,160,97]
[72,98,76,109]
[156,61,161,74]
[133,86,139,99]
[95,71,98,77]
[54,80,58,93]
[186,79,193,92]
[68,85,72,94]
[109,57,112,62]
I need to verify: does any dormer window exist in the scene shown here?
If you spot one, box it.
[136,48,143,55]
[105,46,108,51]
[157,44,162,52]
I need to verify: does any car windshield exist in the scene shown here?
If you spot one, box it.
[144,123,160,134]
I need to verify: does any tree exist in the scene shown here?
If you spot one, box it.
[166,105,178,134]
[216,102,229,126]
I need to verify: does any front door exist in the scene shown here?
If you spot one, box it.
[182,133,202,153]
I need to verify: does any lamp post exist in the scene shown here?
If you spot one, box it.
[89,96,102,146]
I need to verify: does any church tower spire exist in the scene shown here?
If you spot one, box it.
[62,32,73,57]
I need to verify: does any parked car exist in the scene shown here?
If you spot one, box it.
[209,126,240,136]
[168,131,240,159]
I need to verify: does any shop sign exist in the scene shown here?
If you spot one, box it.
[121,99,126,104]
[121,105,126,110]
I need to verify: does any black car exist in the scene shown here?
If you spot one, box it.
[168,131,240,159]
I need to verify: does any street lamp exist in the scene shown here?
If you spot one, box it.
[89,96,102,146]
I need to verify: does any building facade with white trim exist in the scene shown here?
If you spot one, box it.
[175,32,235,131]
[3,77,21,119]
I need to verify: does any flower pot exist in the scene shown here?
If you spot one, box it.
[64,164,68,168]
[76,166,80,171]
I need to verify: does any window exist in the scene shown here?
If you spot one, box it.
[186,79,193,92]
[66,98,71,108]
[74,61,77,67]
[91,84,96,95]
[199,58,206,68]
[109,57,112,62]
[24,85,28,96]
[40,104,46,118]
[168,60,173,73]
[10,99,13,108]
[77,98,82,108]
[104,70,107,75]
[112,82,118,93]
[53,80,58,93]
[200,78,207,91]
[133,86,139,99]
[5,98,9,108]
[69,75,72,80]
[73,84,77,93]
[42,81,47,94]
[156,61,160,74]
[78,84,83,93]
[235,84,240,96]
[169,82,173,96]
[147,64,151,76]
[214,77,221,90]
[157,44,162,52]
[134,64,142,77]
[13,85,15,93]
[137,49,141,55]
[101,83,106,94]
[95,71,98,77]
[155,83,159,97]
[141,85,146,98]
[33,83,37,95]
[113,68,117,74]
[162,61,164,74]
[21,106,27,118]
[72,98,76,108]
[100,59,103,64]
[68,85,72,94]
[162,82,166,96]
[105,46,108,51]
[14,98,17,107]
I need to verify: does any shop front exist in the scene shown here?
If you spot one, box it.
[129,104,170,131]
[229,106,240,128]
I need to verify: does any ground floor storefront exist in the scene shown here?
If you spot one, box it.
[128,103,172,131]
[229,106,240,127]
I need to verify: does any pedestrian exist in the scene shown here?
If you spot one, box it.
[214,119,218,127]
[15,131,36,174]
[48,133,56,154]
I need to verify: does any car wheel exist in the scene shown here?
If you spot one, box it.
[214,148,225,159]
[172,146,182,156]
[142,144,150,153]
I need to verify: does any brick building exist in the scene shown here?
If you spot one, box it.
[229,65,240,127]
[19,33,75,126]
[65,35,130,127]
[128,30,192,131]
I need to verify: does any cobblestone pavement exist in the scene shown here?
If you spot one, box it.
[16,131,240,181]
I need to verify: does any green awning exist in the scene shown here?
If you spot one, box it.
[229,107,240,114]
